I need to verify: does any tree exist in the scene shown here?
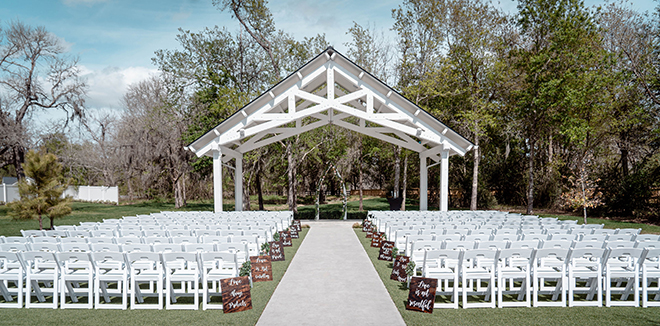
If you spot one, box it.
[8,149,71,230]
[0,21,86,178]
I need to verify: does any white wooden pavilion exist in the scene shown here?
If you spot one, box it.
[186,47,475,213]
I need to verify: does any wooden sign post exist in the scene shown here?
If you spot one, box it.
[370,232,384,248]
[406,277,437,314]
[390,255,411,282]
[221,276,253,313]
[280,231,292,247]
[378,241,395,261]
[269,240,285,261]
[292,220,302,232]
[289,226,299,239]
[250,256,273,282]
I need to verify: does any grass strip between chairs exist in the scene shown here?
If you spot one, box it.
[355,228,660,326]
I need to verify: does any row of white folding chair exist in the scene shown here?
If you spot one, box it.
[6,234,264,246]
[420,247,660,308]
[0,250,239,310]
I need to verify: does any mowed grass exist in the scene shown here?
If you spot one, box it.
[355,228,660,326]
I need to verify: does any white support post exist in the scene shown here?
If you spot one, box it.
[235,155,243,211]
[213,149,223,213]
[327,64,334,100]
[420,153,428,211]
[439,150,449,212]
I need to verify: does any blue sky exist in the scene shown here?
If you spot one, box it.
[2,0,657,114]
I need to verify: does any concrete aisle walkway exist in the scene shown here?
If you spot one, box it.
[256,221,405,326]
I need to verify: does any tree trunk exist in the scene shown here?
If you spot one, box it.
[174,175,184,208]
[526,137,535,215]
[358,160,364,211]
[470,136,479,211]
[620,131,629,177]
[394,145,401,198]
[38,213,43,231]
[401,154,408,211]
[256,168,264,210]
[50,215,55,230]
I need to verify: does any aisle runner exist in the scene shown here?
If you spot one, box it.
[256,221,405,326]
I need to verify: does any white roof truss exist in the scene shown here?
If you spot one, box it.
[187,47,474,162]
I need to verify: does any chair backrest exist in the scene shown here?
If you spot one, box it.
[635,241,660,249]
[0,243,30,252]
[521,234,548,241]
[120,230,143,237]
[499,247,535,266]
[194,230,218,237]
[20,251,57,266]
[170,236,199,244]
[31,243,60,252]
[464,234,493,242]
[0,251,23,268]
[67,230,91,238]
[152,243,183,253]
[423,249,463,269]
[201,236,228,244]
[492,234,520,242]
[572,241,605,249]
[635,234,660,242]
[43,230,68,237]
[435,235,462,242]
[606,247,643,265]
[580,234,608,242]
[592,229,617,236]
[608,234,635,242]
[508,239,540,249]
[60,237,88,244]
[144,236,170,245]
[162,252,198,270]
[184,243,215,253]
[495,228,519,235]
[121,243,152,253]
[144,230,168,238]
[57,251,92,266]
[475,240,507,250]
[548,234,578,241]
[444,240,476,250]
[115,236,143,245]
[201,251,237,275]
[469,229,494,236]
[21,230,44,237]
[31,236,59,244]
[462,248,500,266]
[127,251,162,268]
[88,237,115,244]
[221,230,243,237]
[4,237,29,244]
[168,230,192,237]
[534,248,570,267]
[91,243,122,252]
[91,230,115,237]
[616,228,642,236]
[605,240,636,249]
[540,240,572,249]
[216,243,247,259]
[642,248,660,265]
[60,242,91,252]
[568,248,606,263]
[91,251,126,269]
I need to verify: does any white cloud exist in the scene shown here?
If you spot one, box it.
[80,65,158,110]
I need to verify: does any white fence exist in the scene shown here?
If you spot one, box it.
[1,184,118,204]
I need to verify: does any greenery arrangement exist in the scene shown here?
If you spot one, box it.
[239,261,251,277]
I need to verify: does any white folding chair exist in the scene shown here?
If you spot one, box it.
[567,248,605,307]
[88,237,115,245]
[22,251,59,309]
[31,243,60,252]
[31,237,59,244]
[60,243,91,252]
[184,243,215,253]
[636,235,660,242]
[57,252,94,309]
[422,249,462,309]
[604,247,643,307]
[497,248,534,308]
[21,230,44,237]
[121,244,152,253]
[60,237,88,244]
[144,237,170,245]
[127,252,163,310]
[91,251,128,309]
[642,248,660,307]
[0,251,24,308]
[201,252,238,310]
[462,249,499,308]
[162,252,199,310]
[153,244,183,253]
[533,248,569,307]
[170,236,198,244]
[508,239,540,249]
[3,237,29,244]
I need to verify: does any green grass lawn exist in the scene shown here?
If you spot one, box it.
[354,228,660,326]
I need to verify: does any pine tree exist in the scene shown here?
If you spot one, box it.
[8,150,72,230]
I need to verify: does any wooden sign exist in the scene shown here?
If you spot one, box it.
[362,220,371,232]
[289,226,299,239]
[390,255,411,282]
[370,232,384,248]
[280,231,292,247]
[250,256,273,282]
[292,220,302,232]
[378,241,395,261]
[366,228,373,238]
[221,276,253,313]
[406,277,437,314]
[269,240,285,261]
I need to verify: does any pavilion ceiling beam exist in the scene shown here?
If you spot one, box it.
[237,119,330,153]
[332,119,424,152]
